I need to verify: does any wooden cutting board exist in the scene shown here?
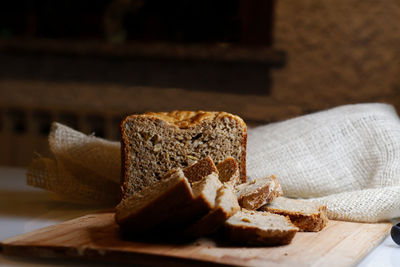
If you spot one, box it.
[0,212,391,267]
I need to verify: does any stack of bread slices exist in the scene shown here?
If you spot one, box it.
[116,111,328,245]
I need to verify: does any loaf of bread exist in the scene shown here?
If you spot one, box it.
[235,175,283,210]
[216,157,240,185]
[185,183,240,238]
[120,111,247,198]
[224,210,298,246]
[259,197,328,232]
[115,169,193,231]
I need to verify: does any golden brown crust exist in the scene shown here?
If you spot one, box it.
[142,111,245,129]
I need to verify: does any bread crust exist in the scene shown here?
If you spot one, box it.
[226,222,297,246]
[260,199,328,232]
[120,110,247,198]
[224,210,298,246]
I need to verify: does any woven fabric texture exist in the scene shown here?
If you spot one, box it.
[247,103,400,222]
[27,103,400,222]
[27,123,121,205]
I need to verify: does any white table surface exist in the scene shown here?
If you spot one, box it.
[0,165,398,266]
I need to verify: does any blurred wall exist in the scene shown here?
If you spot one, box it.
[271,0,400,111]
[2,1,400,167]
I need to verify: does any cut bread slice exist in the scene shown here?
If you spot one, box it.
[235,175,283,210]
[216,157,240,186]
[185,183,240,238]
[183,156,219,183]
[225,209,298,246]
[163,172,222,227]
[259,197,328,232]
[115,168,193,231]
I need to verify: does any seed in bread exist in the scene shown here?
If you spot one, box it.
[115,169,193,231]
[225,209,298,246]
[185,183,240,238]
[120,111,247,198]
[235,175,283,210]
[259,197,328,232]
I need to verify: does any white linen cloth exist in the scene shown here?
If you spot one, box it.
[27,103,400,222]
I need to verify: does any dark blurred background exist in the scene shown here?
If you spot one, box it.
[0,0,400,166]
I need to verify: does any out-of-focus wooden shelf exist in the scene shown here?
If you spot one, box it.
[0,38,286,66]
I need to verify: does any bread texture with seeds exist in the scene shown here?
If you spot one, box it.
[185,183,240,238]
[216,157,240,186]
[120,111,247,198]
[259,197,328,232]
[115,169,193,231]
[235,175,283,210]
[225,210,298,246]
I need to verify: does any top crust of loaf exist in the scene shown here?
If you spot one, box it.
[141,111,246,129]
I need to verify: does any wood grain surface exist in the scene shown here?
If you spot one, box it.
[0,212,391,267]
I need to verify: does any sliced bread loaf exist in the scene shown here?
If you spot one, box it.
[185,183,240,238]
[235,175,283,210]
[163,172,222,227]
[225,210,298,246]
[216,157,240,185]
[120,111,247,198]
[115,168,193,231]
[259,197,328,232]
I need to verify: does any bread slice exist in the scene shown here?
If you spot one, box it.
[216,157,240,186]
[259,197,328,232]
[225,210,298,246]
[185,183,240,238]
[120,111,247,198]
[235,175,283,210]
[115,169,193,231]
[163,172,222,227]
[183,156,219,183]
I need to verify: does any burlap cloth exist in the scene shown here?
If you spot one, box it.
[27,103,400,222]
